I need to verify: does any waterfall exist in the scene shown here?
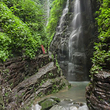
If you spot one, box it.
[50,0,92,81]
[68,0,87,81]
[51,0,69,52]
[69,0,83,60]
[58,0,69,54]
[58,0,69,32]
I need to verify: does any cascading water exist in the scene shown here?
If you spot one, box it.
[50,0,93,81]
[58,0,69,54]
[51,0,69,53]
[58,0,69,32]
[68,0,87,81]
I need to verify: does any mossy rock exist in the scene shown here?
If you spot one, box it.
[39,97,60,110]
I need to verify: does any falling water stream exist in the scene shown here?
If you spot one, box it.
[68,0,87,81]
[51,0,69,51]
[51,0,92,81]
[58,0,69,32]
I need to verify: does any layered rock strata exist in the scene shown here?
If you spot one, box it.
[0,54,69,109]
[86,71,110,110]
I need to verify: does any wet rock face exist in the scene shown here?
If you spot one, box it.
[38,97,60,110]
[33,98,88,110]
[86,71,110,110]
[50,0,94,81]
[50,99,88,110]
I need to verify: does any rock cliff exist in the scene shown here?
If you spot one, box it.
[0,54,69,109]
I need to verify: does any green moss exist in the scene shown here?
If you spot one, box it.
[68,83,71,89]
[39,98,57,110]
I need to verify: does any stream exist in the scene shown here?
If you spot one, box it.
[52,81,89,102]
[32,81,89,110]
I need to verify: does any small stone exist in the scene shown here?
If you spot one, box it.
[32,104,42,110]
[70,106,78,110]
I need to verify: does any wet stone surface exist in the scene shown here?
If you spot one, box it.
[32,81,89,110]
[32,99,88,110]
[50,99,88,110]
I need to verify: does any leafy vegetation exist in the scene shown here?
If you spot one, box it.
[0,0,66,61]
[0,32,11,61]
[46,0,66,44]
[0,2,37,58]
[0,0,48,61]
[91,0,110,74]
[7,0,46,43]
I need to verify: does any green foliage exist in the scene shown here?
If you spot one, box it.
[0,2,38,58]
[0,32,11,61]
[91,0,110,73]
[3,0,47,46]
[11,0,42,22]
[56,56,61,72]
[0,0,48,61]
[96,0,110,42]
[0,0,17,7]
[46,0,66,44]
[68,83,71,89]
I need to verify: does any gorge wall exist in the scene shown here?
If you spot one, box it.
[86,71,110,110]
[86,0,110,109]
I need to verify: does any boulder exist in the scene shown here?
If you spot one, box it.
[39,97,60,110]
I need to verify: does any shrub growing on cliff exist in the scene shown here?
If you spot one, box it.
[91,0,110,73]
[1,0,47,47]
[0,2,38,59]
[0,0,50,61]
